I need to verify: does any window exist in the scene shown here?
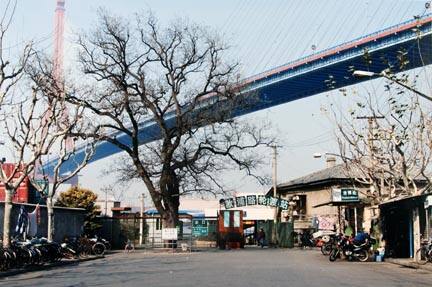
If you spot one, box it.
[223,211,230,227]
[233,211,240,227]
[155,218,163,230]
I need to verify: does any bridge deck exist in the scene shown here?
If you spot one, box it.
[43,15,432,174]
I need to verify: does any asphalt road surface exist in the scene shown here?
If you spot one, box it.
[1,248,432,287]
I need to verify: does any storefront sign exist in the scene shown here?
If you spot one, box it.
[223,195,289,210]
[332,188,359,202]
[162,228,178,240]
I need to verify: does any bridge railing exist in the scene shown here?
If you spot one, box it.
[243,13,432,88]
[243,14,432,93]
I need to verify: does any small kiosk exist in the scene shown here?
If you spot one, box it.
[217,210,245,249]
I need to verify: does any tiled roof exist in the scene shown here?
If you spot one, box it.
[277,163,362,192]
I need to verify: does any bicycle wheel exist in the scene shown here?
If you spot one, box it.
[416,248,428,265]
[329,248,339,262]
[92,243,106,256]
[321,243,332,256]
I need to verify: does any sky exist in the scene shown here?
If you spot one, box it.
[1,0,431,207]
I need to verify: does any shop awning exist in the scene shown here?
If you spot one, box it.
[313,200,364,208]
[379,192,432,208]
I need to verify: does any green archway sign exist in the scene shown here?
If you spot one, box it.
[222,195,289,210]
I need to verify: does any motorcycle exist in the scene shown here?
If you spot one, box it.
[329,233,375,262]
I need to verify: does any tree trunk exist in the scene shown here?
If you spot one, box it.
[47,197,54,242]
[162,209,178,228]
[161,208,178,248]
[159,170,180,229]
[3,188,13,248]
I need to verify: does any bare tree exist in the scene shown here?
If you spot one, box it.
[25,55,95,242]
[0,86,66,247]
[66,11,274,228]
[332,73,432,204]
[31,137,94,242]
[0,0,32,107]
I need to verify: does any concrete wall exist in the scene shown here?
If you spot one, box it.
[0,202,86,242]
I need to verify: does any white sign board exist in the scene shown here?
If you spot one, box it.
[332,189,342,202]
[162,228,178,240]
[425,195,432,209]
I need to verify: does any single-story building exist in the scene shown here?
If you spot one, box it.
[270,158,370,235]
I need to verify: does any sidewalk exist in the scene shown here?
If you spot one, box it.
[386,258,432,272]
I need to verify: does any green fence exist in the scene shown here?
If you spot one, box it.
[258,221,294,248]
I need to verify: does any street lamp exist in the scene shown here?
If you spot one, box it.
[353,70,432,102]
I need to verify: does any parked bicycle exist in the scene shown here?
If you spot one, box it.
[320,234,337,256]
[0,237,63,271]
[415,240,432,265]
[0,235,110,272]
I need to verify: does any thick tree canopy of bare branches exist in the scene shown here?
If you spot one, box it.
[332,72,432,203]
[68,11,274,227]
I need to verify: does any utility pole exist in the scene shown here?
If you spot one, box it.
[139,193,145,245]
[271,145,280,246]
[100,187,109,216]
[355,115,384,235]
[272,145,277,199]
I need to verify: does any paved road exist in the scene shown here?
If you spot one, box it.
[1,248,432,287]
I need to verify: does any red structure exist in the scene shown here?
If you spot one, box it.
[217,210,245,249]
[0,163,30,203]
[0,164,44,203]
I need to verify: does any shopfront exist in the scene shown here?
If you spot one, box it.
[380,193,431,258]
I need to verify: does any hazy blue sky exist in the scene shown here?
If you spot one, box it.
[2,0,431,206]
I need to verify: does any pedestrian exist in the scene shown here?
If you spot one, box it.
[124,239,135,253]
[257,228,266,248]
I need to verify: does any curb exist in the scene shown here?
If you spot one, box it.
[0,255,105,278]
[386,258,432,272]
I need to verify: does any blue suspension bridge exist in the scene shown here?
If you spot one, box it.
[44,14,432,175]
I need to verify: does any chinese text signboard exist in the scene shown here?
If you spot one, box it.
[192,219,208,236]
[235,196,246,207]
[224,198,235,209]
[332,188,359,202]
[247,195,257,205]
[223,194,289,210]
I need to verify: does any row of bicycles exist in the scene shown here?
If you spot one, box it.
[0,236,111,271]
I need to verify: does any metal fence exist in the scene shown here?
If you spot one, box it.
[98,215,218,251]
